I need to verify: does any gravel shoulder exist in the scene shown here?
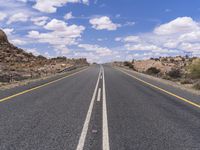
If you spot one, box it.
[116,66,200,96]
[0,66,89,91]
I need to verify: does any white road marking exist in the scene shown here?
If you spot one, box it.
[76,68,101,150]
[102,66,110,150]
[97,88,101,102]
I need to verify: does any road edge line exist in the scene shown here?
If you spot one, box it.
[116,67,200,109]
[0,67,89,103]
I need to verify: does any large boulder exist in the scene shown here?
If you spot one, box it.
[0,29,9,43]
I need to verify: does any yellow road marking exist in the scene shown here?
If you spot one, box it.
[0,68,89,103]
[116,67,200,109]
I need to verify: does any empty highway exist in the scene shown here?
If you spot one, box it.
[0,65,200,150]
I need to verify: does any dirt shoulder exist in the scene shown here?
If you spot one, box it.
[0,66,89,91]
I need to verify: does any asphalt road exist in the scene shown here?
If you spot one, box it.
[0,65,200,150]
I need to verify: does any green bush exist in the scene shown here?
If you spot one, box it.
[167,69,182,78]
[123,61,134,69]
[188,59,200,79]
[193,81,200,90]
[146,67,160,75]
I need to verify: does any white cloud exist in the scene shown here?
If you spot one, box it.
[154,17,199,35]
[44,19,85,37]
[2,28,14,35]
[11,39,27,45]
[27,19,85,55]
[74,52,100,63]
[0,12,7,21]
[124,36,140,42]
[124,21,135,27]
[78,44,112,56]
[7,13,29,24]
[118,17,200,58]
[26,48,41,56]
[89,16,121,31]
[115,37,122,41]
[117,36,140,43]
[64,12,74,20]
[82,0,89,5]
[125,43,169,53]
[16,0,27,2]
[33,0,89,13]
[31,16,49,26]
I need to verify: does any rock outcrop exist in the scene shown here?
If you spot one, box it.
[133,56,191,74]
[0,29,88,83]
[0,29,8,43]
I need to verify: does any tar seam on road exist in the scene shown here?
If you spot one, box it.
[76,66,101,150]
[102,66,110,150]
[116,67,200,109]
[0,68,89,103]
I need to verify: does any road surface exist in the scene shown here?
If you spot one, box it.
[0,65,200,150]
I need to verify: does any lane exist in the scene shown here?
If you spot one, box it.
[82,66,103,150]
[76,67,101,150]
[0,65,99,150]
[0,67,88,101]
[104,65,200,150]
[118,67,200,105]
[82,66,110,150]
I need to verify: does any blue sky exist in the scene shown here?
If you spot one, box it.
[1,0,200,63]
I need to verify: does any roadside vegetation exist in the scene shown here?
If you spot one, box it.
[146,67,160,75]
[188,59,200,90]
[114,56,200,91]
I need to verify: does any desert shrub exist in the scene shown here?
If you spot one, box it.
[169,58,175,63]
[167,69,182,78]
[123,61,134,69]
[146,67,160,75]
[193,81,200,90]
[180,79,193,84]
[124,61,130,66]
[188,59,200,79]
[162,75,171,80]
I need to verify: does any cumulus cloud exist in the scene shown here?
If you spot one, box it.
[11,39,27,45]
[0,12,7,21]
[27,19,85,55]
[89,16,121,31]
[78,44,112,56]
[7,13,29,24]
[64,12,74,20]
[2,28,14,35]
[26,48,41,56]
[31,16,49,26]
[154,17,199,35]
[116,36,140,43]
[118,17,200,59]
[33,0,89,13]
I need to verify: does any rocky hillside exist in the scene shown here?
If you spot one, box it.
[0,29,88,83]
[133,56,192,74]
[114,56,200,90]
